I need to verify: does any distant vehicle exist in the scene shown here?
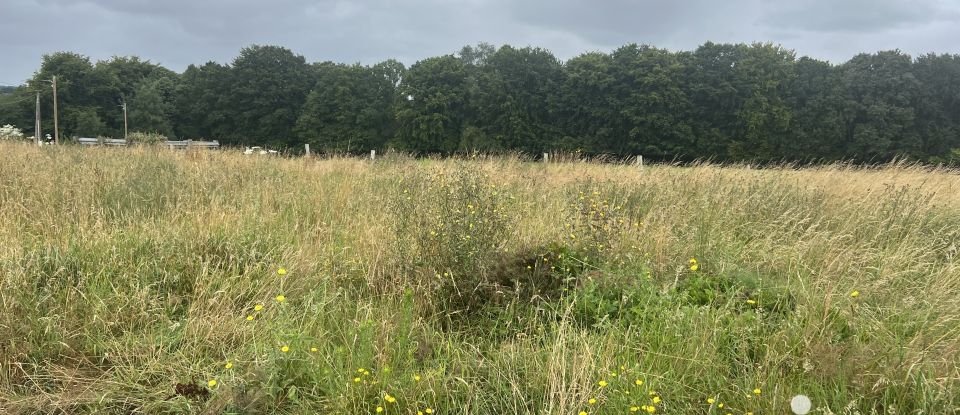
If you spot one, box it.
[244,146,278,155]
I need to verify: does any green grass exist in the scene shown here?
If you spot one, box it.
[0,143,958,414]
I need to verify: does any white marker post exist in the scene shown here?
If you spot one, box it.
[543,153,549,163]
[370,149,376,161]
[637,155,644,169]
[304,143,310,157]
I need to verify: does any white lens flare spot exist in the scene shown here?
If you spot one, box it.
[791,395,812,414]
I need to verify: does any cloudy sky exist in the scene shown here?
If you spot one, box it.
[2,0,959,84]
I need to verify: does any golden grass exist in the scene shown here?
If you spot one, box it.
[0,142,957,414]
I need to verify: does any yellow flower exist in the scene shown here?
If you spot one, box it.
[414,375,422,382]
[418,412,424,415]
[747,412,754,415]
[651,396,661,404]
[753,388,761,395]
[246,315,254,321]
[646,406,656,414]
[385,394,396,403]
[850,290,860,298]
[254,304,264,311]
[635,379,643,386]
[588,398,597,404]
[579,412,588,415]
[707,398,715,404]
[376,406,383,413]
[275,295,286,303]
[277,267,287,276]
[310,347,318,353]
[690,263,699,271]
[207,379,217,388]
[746,299,756,304]
[280,345,290,353]
[630,406,640,412]
[718,403,724,408]
[425,409,433,414]
[353,377,361,383]
[598,380,608,387]
[224,361,233,369]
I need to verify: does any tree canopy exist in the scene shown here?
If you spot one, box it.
[2,42,959,163]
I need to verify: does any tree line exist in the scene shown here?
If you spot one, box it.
[1,42,958,163]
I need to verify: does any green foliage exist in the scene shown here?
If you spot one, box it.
[294,62,400,152]
[6,42,960,162]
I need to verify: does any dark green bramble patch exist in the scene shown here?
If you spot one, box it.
[677,269,796,317]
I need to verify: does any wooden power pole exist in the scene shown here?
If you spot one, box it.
[121,101,128,140]
[35,92,41,147]
[51,76,59,144]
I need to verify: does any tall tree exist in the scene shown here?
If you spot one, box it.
[393,55,469,153]
[223,45,313,147]
[295,62,401,152]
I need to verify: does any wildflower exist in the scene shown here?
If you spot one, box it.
[224,361,233,369]
[598,380,608,387]
[254,304,264,311]
[646,406,656,414]
[207,379,218,388]
[635,379,643,386]
[746,299,756,304]
[689,257,699,271]
[280,345,290,353]
[275,295,286,303]
[353,377,361,383]
[630,406,640,412]
[707,398,715,404]
[425,409,433,414]
[588,398,597,405]
[376,406,384,413]
[246,315,255,321]
[414,374,422,382]
[385,394,397,403]
[850,290,859,298]
[651,396,661,404]
[753,388,761,395]
[277,267,287,276]
[310,347,318,353]
[579,412,588,415]
[718,403,724,408]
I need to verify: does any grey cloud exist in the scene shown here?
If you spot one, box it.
[762,0,960,33]
[2,0,960,84]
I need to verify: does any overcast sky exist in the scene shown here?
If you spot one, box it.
[2,0,960,84]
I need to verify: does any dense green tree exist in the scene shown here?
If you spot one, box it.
[6,42,960,164]
[555,52,616,151]
[840,51,920,159]
[393,55,469,153]
[224,45,313,147]
[172,62,233,139]
[129,78,174,137]
[295,62,400,152]
[606,44,692,157]
[466,45,564,152]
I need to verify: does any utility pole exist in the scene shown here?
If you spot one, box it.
[35,92,42,147]
[51,76,59,144]
[121,101,128,141]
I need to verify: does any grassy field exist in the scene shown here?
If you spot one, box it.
[0,142,958,414]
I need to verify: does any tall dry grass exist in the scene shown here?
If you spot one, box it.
[0,142,957,414]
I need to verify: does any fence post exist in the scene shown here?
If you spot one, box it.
[637,155,644,169]
[304,143,310,157]
[543,152,549,163]
[370,149,376,161]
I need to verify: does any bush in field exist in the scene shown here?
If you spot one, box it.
[128,131,167,145]
[0,124,25,140]
[388,164,514,312]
